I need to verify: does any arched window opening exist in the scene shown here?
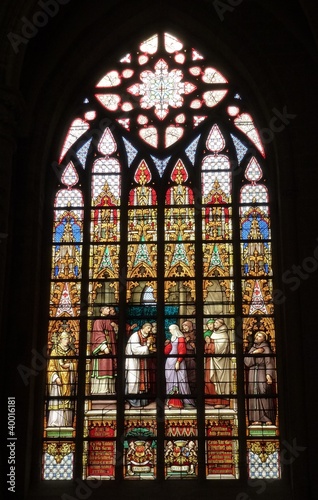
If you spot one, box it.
[43,32,279,482]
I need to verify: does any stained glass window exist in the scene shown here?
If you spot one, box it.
[44,32,279,482]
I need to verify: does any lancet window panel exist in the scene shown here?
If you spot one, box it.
[203,242,234,277]
[49,282,81,319]
[53,209,84,244]
[121,418,158,480]
[52,189,84,282]
[202,278,235,317]
[91,210,121,243]
[43,31,280,482]
[89,244,120,280]
[205,438,239,479]
[42,441,76,480]
[164,420,198,479]
[84,432,117,480]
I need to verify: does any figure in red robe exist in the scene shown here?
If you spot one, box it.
[91,306,118,394]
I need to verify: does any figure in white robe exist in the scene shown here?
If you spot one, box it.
[125,323,152,407]
[205,318,230,407]
[47,331,77,427]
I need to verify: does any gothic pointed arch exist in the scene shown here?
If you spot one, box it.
[44,31,279,482]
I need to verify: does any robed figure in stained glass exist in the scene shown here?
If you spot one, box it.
[204,318,230,407]
[125,322,153,407]
[244,331,276,425]
[47,331,77,427]
[90,306,118,395]
[165,324,194,408]
[204,331,226,406]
